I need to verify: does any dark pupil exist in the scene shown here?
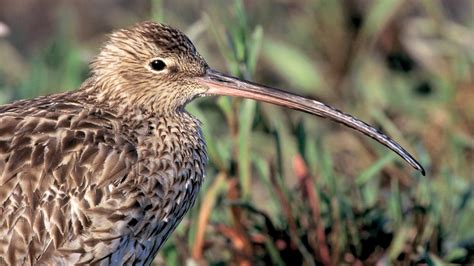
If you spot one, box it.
[150,60,166,71]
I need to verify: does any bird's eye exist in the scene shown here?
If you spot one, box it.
[150,59,166,71]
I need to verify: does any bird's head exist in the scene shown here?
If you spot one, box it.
[90,21,209,112]
[88,21,425,175]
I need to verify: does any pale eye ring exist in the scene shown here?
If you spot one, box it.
[149,59,166,71]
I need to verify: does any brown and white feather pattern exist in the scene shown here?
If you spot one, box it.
[0,90,207,265]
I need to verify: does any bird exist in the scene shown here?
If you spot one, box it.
[0,21,425,265]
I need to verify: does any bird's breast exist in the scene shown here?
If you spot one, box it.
[111,112,207,263]
[135,113,207,195]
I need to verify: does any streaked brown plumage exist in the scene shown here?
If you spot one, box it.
[0,22,425,265]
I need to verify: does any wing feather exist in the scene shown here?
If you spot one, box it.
[0,100,139,265]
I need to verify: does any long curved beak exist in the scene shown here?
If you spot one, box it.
[198,69,425,175]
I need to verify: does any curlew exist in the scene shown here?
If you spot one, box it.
[0,22,424,265]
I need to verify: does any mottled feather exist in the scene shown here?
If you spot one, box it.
[0,22,208,265]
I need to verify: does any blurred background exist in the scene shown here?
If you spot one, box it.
[0,0,473,264]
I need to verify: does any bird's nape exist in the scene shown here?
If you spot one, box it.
[197,68,425,175]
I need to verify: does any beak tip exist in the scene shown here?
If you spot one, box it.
[419,166,426,176]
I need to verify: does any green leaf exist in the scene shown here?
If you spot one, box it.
[262,39,322,94]
[356,152,396,185]
[443,247,467,263]
[238,99,256,199]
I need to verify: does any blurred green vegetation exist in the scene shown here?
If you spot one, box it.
[0,0,473,264]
